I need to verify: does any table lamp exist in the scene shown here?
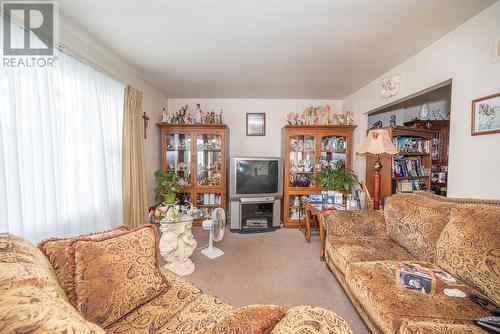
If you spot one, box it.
[357,129,397,210]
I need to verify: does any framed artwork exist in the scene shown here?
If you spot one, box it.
[246,113,266,136]
[471,92,500,136]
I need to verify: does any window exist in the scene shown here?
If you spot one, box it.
[0,19,125,242]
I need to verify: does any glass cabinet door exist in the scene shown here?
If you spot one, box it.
[196,134,223,186]
[319,135,347,170]
[289,135,315,187]
[165,133,192,187]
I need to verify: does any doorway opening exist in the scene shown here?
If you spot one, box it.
[366,80,452,199]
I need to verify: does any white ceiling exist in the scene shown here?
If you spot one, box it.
[59,0,496,99]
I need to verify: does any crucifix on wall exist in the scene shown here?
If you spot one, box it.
[142,112,150,139]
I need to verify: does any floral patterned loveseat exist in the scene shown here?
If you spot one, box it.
[324,191,500,334]
[0,230,353,334]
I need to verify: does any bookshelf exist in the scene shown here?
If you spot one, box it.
[366,126,433,205]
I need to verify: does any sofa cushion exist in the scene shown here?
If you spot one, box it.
[435,206,500,305]
[210,304,288,334]
[0,286,104,334]
[105,268,203,334]
[399,319,485,334]
[325,210,387,237]
[155,294,235,334]
[72,224,168,328]
[270,305,354,334]
[38,225,130,305]
[326,235,414,274]
[345,261,491,333]
[0,233,68,301]
[384,193,456,262]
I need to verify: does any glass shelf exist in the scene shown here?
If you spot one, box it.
[318,135,347,170]
[289,135,315,187]
[196,134,223,186]
[165,134,192,186]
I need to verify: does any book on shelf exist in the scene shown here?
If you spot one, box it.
[392,156,426,178]
[393,136,430,154]
[394,179,428,193]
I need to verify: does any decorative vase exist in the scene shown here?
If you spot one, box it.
[164,194,176,204]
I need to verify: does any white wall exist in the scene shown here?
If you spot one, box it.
[167,99,343,157]
[343,2,500,199]
[59,16,168,204]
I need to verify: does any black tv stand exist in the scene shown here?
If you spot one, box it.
[229,197,282,232]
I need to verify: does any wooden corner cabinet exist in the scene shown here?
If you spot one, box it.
[157,123,229,225]
[366,126,434,205]
[281,125,356,228]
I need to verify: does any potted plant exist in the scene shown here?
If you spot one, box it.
[317,160,361,192]
[154,169,181,204]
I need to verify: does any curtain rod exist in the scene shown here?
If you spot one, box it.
[56,43,128,86]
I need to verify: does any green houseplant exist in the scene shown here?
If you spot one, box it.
[154,169,181,204]
[317,160,361,192]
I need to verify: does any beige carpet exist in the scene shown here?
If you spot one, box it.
[183,227,369,334]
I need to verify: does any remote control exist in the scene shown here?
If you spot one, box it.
[475,316,500,333]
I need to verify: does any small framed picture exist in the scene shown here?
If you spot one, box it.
[471,92,500,136]
[246,113,266,136]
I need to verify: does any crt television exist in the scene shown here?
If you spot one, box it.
[229,157,283,199]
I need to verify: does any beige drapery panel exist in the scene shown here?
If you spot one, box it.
[122,85,148,227]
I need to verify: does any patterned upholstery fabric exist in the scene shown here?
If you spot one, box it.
[435,206,500,305]
[38,225,130,305]
[155,294,236,334]
[71,225,168,328]
[270,305,354,334]
[345,261,491,333]
[399,319,486,334]
[106,268,203,333]
[210,304,288,334]
[325,210,386,237]
[384,193,457,261]
[2,231,355,334]
[0,286,105,334]
[326,235,414,274]
[0,233,105,333]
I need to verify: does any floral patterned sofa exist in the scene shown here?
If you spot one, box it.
[324,191,500,334]
[0,231,353,334]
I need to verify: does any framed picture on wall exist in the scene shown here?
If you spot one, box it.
[246,113,266,136]
[471,92,500,136]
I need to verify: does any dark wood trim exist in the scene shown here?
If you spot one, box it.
[471,92,500,136]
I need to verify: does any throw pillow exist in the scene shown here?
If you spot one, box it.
[38,225,130,306]
[435,206,500,305]
[211,304,288,334]
[71,224,167,328]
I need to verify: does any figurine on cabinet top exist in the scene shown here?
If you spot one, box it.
[162,107,168,123]
[285,105,355,126]
[195,104,203,124]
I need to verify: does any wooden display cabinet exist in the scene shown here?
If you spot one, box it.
[365,126,433,205]
[157,124,229,225]
[281,125,356,228]
[403,119,450,196]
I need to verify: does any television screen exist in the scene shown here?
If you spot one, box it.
[236,160,279,194]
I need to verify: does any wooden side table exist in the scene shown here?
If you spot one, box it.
[304,203,344,261]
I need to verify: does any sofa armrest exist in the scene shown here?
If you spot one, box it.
[324,210,387,237]
[271,305,353,334]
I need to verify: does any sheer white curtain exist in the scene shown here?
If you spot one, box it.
[0,19,125,242]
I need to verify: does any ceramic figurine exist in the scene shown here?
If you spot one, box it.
[210,110,216,124]
[293,196,300,207]
[219,109,223,124]
[331,113,340,125]
[187,113,193,124]
[162,107,168,122]
[195,104,202,124]
[345,111,354,125]
[390,114,396,127]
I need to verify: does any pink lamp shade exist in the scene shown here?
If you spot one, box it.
[357,129,397,155]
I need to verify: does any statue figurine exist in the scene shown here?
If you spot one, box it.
[161,107,168,123]
[390,114,396,127]
[187,113,193,124]
[331,113,340,125]
[219,109,223,124]
[209,110,216,124]
[345,110,354,125]
[195,104,202,124]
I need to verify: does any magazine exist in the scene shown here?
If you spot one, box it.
[397,262,436,295]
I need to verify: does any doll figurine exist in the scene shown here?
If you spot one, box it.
[195,104,202,124]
